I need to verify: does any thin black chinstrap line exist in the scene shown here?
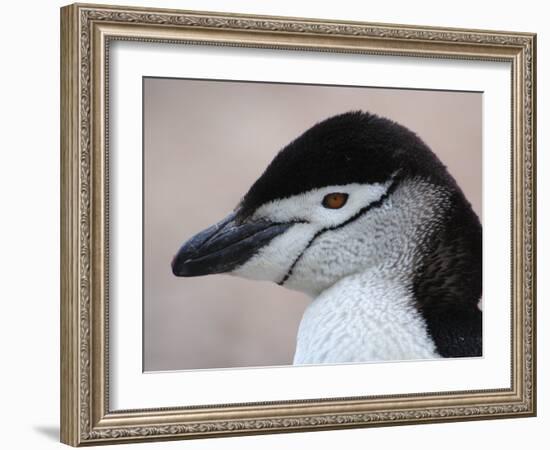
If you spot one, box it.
[277,178,401,286]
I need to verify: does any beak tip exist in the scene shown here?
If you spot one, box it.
[171,259,180,277]
[172,250,201,277]
[171,254,187,277]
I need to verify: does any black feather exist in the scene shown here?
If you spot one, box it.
[413,190,482,357]
[238,111,457,219]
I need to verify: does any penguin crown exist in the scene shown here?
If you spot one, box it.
[237,110,455,220]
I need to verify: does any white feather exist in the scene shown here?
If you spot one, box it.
[293,269,439,364]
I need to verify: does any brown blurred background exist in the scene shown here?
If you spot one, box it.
[143,78,482,371]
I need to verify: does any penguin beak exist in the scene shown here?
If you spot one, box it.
[171,211,293,277]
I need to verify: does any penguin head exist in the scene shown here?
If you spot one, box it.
[172,111,462,296]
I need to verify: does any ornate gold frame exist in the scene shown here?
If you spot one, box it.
[60,3,536,446]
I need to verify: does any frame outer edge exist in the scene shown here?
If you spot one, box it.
[60,2,537,445]
[528,33,536,416]
[61,4,81,447]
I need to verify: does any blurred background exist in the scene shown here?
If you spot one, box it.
[143,78,481,371]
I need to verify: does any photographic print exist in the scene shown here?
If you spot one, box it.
[61,4,535,445]
[144,78,482,371]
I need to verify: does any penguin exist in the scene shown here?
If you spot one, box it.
[171,111,482,364]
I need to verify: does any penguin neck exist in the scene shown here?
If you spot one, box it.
[293,266,440,365]
[412,190,483,358]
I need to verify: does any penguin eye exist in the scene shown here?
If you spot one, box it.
[322,193,348,209]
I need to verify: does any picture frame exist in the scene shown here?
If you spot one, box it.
[60,2,536,446]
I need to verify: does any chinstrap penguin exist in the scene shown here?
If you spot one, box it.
[171,111,482,364]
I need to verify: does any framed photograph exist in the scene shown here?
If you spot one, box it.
[60,3,536,446]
